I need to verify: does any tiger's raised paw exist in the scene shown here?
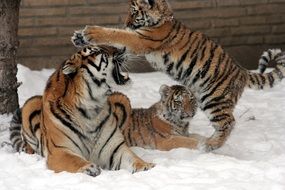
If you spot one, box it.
[71,30,90,47]
[79,163,101,177]
[132,161,155,173]
[81,25,104,45]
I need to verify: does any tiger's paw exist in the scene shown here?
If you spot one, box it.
[82,25,103,45]
[200,138,224,152]
[71,30,90,47]
[79,163,101,177]
[132,160,155,173]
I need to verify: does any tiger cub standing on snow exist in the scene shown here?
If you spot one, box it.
[9,45,154,177]
[72,0,285,151]
[109,84,205,151]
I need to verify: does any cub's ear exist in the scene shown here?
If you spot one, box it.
[159,84,170,97]
[62,61,77,75]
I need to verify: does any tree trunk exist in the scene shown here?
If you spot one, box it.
[0,0,21,114]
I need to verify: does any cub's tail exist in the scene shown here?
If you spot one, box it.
[9,108,25,152]
[247,49,285,89]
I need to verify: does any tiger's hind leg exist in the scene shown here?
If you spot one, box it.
[21,96,43,154]
[202,107,235,152]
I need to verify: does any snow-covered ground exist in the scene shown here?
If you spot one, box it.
[0,64,285,190]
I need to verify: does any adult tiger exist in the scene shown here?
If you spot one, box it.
[72,0,285,151]
[9,45,154,177]
[109,84,205,151]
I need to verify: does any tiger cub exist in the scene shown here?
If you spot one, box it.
[9,45,154,177]
[109,84,205,151]
[72,0,285,151]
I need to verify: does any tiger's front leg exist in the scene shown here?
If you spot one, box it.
[72,26,157,55]
[47,147,101,177]
[110,143,155,173]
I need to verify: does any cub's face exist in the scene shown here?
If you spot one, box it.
[159,84,197,121]
[125,0,173,30]
[62,45,130,89]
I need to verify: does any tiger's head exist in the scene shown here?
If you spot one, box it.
[59,45,130,99]
[125,0,173,30]
[159,84,197,123]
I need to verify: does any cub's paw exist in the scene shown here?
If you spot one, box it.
[132,160,155,173]
[79,163,101,177]
[71,30,89,47]
[199,138,223,152]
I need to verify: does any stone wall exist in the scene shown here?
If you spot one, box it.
[18,0,285,71]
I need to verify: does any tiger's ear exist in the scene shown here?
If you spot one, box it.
[62,61,77,75]
[159,84,170,96]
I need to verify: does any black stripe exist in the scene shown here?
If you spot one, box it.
[168,22,181,45]
[191,70,201,85]
[83,78,97,101]
[210,105,231,114]
[261,56,269,64]
[109,141,124,169]
[89,105,112,134]
[176,47,190,70]
[210,113,230,123]
[202,100,233,111]
[98,126,118,159]
[81,64,102,86]
[179,31,194,51]
[115,155,123,170]
[267,73,274,87]
[114,103,127,129]
[176,68,183,80]
[163,53,170,65]
[166,62,174,74]
[200,44,218,79]
[40,134,44,156]
[50,102,87,140]
[88,57,103,71]
[29,110,41,134]
[53,125,85,155]
[253,74,261,89]
[249,74,256,86]
[51,138,69,150]
[181,55,198,80]
[201,66,238,102]
[77,107,90,119]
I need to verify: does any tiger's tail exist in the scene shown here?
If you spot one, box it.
[247,49,285,89]
[258,49,284,73]
[107,92,132,129]
[9,108,25,152]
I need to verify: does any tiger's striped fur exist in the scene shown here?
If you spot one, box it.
[72,0,285,151]
[9,45,154,176]
[109,85,205,151]
[258,49,285,73]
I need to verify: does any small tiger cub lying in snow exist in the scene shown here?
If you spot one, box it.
[9,45,154,177]
[109,84,205,151]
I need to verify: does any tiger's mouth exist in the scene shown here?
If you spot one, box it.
[112,51,130,85]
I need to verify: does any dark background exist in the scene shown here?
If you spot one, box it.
[18,0,285,72]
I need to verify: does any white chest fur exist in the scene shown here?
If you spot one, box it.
[145,52,165,71]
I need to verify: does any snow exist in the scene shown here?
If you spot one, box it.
[0,64,285,190]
